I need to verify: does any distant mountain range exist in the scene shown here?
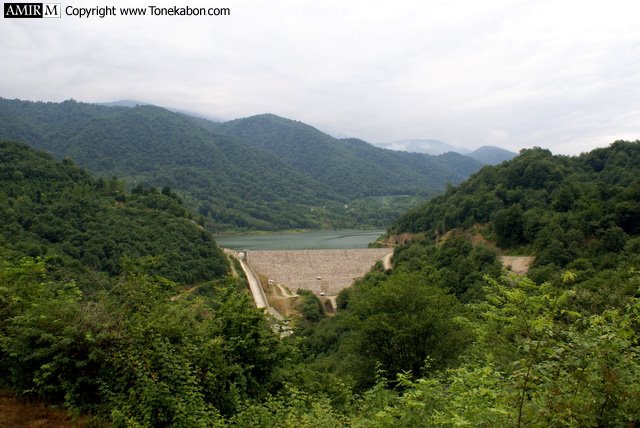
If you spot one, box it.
[208,114,482,197]
[468,146,518,165]
[378,139,517,165]
[96,99,148,108]
[378,139,467,155]
[100,102,518,165]
[0,97,485,230]
[98,101,516,166]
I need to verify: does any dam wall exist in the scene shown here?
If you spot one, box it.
[246,248,392,296]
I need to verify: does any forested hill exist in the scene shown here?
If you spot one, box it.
[393,141,640,279]
[0,98,483,230]
[0,140,284,424]
[467,145,517,165]
[272,140,640,426]
[0,140,228,286]
[0,98,343,230]
[212,114,483,197]
[2,138,639,425]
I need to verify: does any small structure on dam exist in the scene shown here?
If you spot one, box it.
[245,248,392,297]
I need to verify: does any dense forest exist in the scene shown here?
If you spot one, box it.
[0,141,228,285]
[2,140,639,426]
[393,141,640,282]
[0,99,340,231]
[212,114,482,198]
[0,141,283,425]
[248,141,640,426]
[0,98,483,231]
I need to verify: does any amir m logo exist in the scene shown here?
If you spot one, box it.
[4,3,61,18]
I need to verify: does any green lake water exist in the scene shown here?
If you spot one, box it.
[214,229,386,250]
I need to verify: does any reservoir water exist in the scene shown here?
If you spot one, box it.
[215,229,386,250]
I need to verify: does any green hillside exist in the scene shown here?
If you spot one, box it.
[0,140,228,285]
[0,99,484,231]
[393,141,640,279]
[1,139,639,426]
[280,141,640,426]
[0,99,344,230]
[0,143,283,425]
[214,114,483,197]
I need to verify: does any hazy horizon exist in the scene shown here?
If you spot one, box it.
[2,0,639,155]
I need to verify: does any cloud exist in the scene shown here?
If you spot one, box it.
[1,0,639,154]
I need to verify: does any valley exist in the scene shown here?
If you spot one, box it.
[0,98,483,231]
[3,1,639,424]
[0,100,638,426]
[219,229,391,320]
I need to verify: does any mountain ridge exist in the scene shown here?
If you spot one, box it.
[467,145,517,165]
[0,98,342,230]
[213,113,483,198]
[97,99,223,122]
[0,97,484,230]
[377,138,468,155]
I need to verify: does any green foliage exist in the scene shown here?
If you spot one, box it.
[492,204,525,247]
[420,273,638,427]
[296,270,472,391]
[0,254,282,425]
[393,237,502,302]
[344,273,470,383]
[393,141,640,276]
[282,274,640,427]
[0,98,482,230]
[295,290,325,325]
[215,114,482,198]
[230,384,350,428]
[0,141,228,286]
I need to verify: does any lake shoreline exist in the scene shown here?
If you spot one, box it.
[215,229,387,250]
[213,227,386,237]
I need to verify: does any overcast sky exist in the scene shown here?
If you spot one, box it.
[2,0,639,154]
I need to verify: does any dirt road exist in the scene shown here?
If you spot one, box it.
[238,257,268,309]
[382,253,393,270]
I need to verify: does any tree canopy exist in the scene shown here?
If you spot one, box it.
[0,140,228,286]
[0,98,483,230]
[1,137,639,426]
[393,141,640,280]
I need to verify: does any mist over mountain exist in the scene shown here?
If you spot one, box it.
[96,100,149,108]
[467,145,517,165]
[377,139,469,155]
[97,99,223,122]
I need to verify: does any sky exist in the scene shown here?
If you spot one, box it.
[1,0,640,155]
